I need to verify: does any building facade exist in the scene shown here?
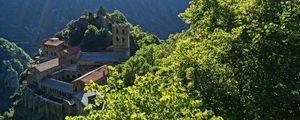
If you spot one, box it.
[20,24,131,119]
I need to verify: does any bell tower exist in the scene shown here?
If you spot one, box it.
[112,24,130,51]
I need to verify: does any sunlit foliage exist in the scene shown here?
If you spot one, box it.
[67,0,299,119]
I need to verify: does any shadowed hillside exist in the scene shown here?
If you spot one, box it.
[0,38,32,114]
[0,0,188,54]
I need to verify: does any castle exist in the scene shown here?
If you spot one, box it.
[20,24,130,119]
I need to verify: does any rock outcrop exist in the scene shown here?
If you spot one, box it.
[0,38,32,113]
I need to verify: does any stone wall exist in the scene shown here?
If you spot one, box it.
[20,86,73,120]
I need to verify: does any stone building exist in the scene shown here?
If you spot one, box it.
[77,51,129,71]
[72,66,108,92]
[27,58,69,85]
[20,24,130,119]
[41,38,65,56]
[58,47,81,64]
[112,24,130,51]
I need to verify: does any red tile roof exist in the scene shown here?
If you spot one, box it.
[73,65,108,85]
[61,47,81,56]
[43,38,64,46]
[35,58,69,72]
[35,58,59,72]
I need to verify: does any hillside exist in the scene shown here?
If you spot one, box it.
[68,0,300,119]
[0,38,32,114]
[55,8,161,54]
[0,0,188,54]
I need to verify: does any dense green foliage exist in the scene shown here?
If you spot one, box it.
[0,38,32,114]
[56,8,161,53]
[66,67,222,120]
[82,25,112,52]
[0,108,14,120]
[0,0,188,54]
[67,0,300,119]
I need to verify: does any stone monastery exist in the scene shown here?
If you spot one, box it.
[21,24,130,119]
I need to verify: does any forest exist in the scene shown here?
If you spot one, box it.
[0,0,299,119]
[0,0,188,54]
[0,38,32,116]
[66,0,300,119]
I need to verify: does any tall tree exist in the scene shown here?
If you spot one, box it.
[96,6,106,17]
[81,25,111,52]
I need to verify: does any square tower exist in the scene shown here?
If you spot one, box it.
[112,24,130,51]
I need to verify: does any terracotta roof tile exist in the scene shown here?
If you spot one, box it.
[73,65,108,85]
[35,58,60,72]
[43,38,64,46]
[35,58,68,72]
[61,47,81,55]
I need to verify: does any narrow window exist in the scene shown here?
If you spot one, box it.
[116,29,119,34]
[122,29,125,34]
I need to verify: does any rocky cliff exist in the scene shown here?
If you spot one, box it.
[0,38,32,113]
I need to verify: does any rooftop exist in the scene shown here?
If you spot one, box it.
[74,91,99,106]
[40,79,73,94]
[35,58,68,72]
[43,38,64,46]
[61,47,81,55]
[79,52,128,63]
[72,65,108,85]
[35,58,58,72]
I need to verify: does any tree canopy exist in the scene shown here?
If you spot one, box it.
[67,0,300,119]
[55,7,161,53]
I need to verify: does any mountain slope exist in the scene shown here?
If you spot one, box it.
[0,38,32,113]
[0,0,188,54]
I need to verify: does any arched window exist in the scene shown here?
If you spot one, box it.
[122,29,125,34]
[116,37,119,42]
[122,38,125,42]
[72,75,76,79]
[66,75,70,79]
[116,29,119,34]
